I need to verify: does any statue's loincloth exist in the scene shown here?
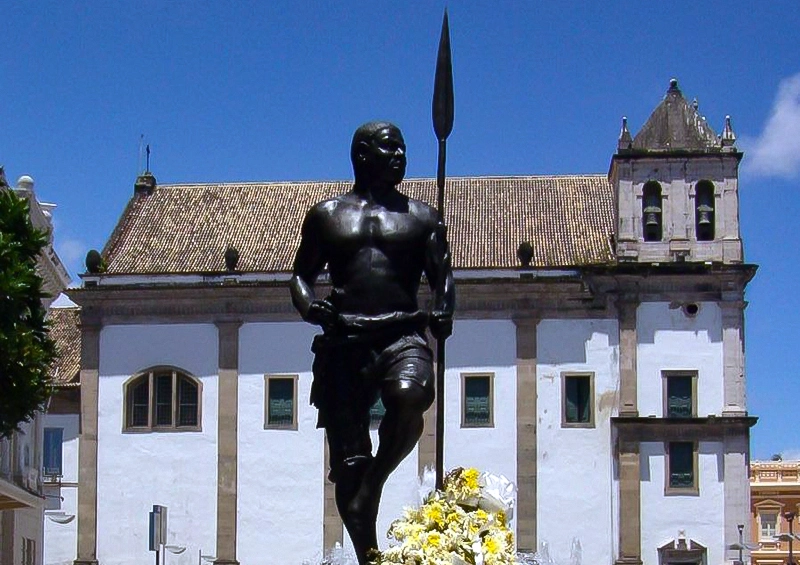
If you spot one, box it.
[310,311,434,481]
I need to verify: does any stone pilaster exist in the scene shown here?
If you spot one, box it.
[616,440,643,565]
[1,510,14,565]
[74,323,101,565]
[618,299,639,417]
[724,432,751,563]
[214,322,241,565]
[322,435,342,552]
[514,318,538,553]
[418,332,437,477]
[720,300,747,416]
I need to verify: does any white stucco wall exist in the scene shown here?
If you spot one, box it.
[96,324,218,565]
[640,441,725,565]
[445,319,517,483]
[637,302,724,417]
[43,413,79,565]
[237,322,326,564]
[238,321,429,561]
[537,318,620,565]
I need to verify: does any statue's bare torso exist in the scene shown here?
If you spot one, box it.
[303,190,438,317]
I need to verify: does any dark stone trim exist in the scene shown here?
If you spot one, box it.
[613,416,758,442]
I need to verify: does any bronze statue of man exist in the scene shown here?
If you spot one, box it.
[290,121,455,563]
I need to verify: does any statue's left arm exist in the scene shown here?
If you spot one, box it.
[424,219,455,340]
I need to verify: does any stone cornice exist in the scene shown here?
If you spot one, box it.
[65,264,757,327]
[612,416,758,442]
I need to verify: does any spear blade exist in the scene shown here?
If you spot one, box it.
[432,9,454,144]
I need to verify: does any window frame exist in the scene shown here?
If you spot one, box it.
[460,372,494,428]
[123,367,202,433]
[264,374,299,430]
[42,427,63,478]
[662,370,698,418]
[561,372,595,428]
[754,500,785,543]
[664,441,699,495]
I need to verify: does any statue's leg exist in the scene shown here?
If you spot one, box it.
[348,372,434,525]
[334,456,376,564]
[327,410,376,564]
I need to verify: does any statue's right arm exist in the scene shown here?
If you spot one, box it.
[290,207,337,330]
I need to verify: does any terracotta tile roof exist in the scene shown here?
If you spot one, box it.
[102,175,615,274]
[46,307,81,386]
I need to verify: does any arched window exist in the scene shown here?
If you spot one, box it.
[642,181,663,242]
[695,181,715,241]
[125,367,201,431]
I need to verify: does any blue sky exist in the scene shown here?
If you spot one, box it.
[2,1,798,460]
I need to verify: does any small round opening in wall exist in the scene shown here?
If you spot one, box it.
[683,303,700,317]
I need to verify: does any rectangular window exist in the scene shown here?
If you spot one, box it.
[369,397,386,429]
[760,512,778,540]
[462,373,493,427]
[562,373,594,427]
[177,377,199,427]
[664,373,696,418]
[154,371,173,426]
[667,441,697,493]
[43,428,63,477]
[266,375,297,429]
[22,538,35,565]
[130,378,150,427]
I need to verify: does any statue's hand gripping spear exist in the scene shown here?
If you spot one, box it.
[432,9,454,491]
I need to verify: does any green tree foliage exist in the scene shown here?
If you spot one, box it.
[0,188,55,437]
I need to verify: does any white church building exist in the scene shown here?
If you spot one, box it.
[46,80,757,565]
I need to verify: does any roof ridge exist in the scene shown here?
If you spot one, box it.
[155,173,608,189]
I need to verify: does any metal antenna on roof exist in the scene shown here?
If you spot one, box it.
[146,144,151,173]
[138,134,145,174]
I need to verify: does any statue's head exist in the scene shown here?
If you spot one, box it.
[351,121,406,186]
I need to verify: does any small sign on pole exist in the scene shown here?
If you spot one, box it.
[149,505,167,564]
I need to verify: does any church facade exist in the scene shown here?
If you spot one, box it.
[51,80,755,565]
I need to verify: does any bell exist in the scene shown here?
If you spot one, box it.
[643,205,661,227]
[697,204,713,226]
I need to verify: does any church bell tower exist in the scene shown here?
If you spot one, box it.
[609,79,743,264]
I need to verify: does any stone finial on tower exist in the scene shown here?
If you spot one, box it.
[721,115,737,149]
[16,175,34,193]
[618,116,633,150]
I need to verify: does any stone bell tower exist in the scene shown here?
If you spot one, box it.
[609,79,743,264]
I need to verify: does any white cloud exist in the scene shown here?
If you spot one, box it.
[741,72,800,179]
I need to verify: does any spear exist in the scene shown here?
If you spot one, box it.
[432,8,454,490]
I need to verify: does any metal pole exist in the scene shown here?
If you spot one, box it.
[737,524,744,565]
[431,7,454,492]
[787,511,796,565]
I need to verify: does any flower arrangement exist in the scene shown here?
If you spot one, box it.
[371,468,518,565]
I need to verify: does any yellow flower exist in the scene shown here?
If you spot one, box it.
[424,531,442,548]
[422,501,445,528]
[483,535,501,555]
[463,468,480,491]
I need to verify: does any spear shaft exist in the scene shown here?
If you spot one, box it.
[432,9,454,490]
